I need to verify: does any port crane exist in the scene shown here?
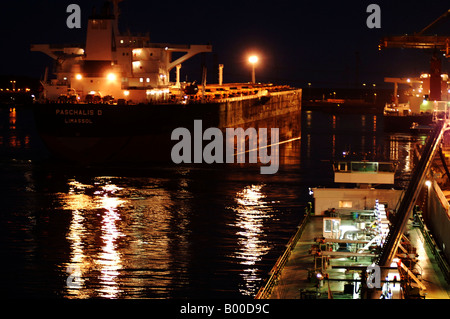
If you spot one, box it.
[374,10,450,298]
[379,9,450,101]
[379,9,450,54]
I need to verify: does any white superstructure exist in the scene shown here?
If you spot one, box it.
[31,0,211,104]
[383,73,450,116]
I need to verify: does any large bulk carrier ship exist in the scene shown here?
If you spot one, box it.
[31,0,301,164]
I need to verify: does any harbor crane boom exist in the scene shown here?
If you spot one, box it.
[417,9,450,36]
[379,9,450,56]
[378,9,450,101]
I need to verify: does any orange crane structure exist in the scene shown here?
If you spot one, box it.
[379,9,450,101]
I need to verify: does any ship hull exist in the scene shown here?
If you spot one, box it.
[33,91,302,165]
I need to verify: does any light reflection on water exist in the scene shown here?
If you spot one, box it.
[1,107,424,298]
[53,173,296,298]
[63,180,127,298]
[96,184,125,298]
[231,184,273,296]
[58,177,193,298]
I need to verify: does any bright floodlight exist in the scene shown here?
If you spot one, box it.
[249,55,258,64]
[249,55,258,83]
[107,73,117,81]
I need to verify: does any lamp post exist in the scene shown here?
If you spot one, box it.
[249,55,258,83]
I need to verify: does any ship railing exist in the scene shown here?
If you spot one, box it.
[376,121,446,270]
[205,87,298,103]
[254,207,311,299]
[414,210,450,283]
[171,85,299,104]
[44,43,83,49]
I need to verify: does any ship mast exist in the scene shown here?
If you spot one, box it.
[111,0,122,38]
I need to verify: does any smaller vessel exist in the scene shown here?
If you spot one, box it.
[302,88,379,114]
[383,73,450,132]
[383,101,411,116]
[409,122,434,134]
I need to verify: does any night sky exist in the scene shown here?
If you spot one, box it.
[0,0,448,88]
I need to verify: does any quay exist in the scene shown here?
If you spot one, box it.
[256,119,450,299]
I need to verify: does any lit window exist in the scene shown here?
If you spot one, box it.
[339,201,352,208]
[146,78,150,83]
[324,220,332,232]
[140,78,143,83]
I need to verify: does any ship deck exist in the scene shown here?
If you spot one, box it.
[267,214,450,299]
[42,83,300,106]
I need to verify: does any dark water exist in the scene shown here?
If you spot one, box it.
[0,106,419,299]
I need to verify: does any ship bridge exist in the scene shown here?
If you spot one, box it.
[333,161,396,186]
[31,0,212,103]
